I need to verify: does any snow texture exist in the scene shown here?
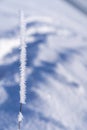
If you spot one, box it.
[0,0,87,130]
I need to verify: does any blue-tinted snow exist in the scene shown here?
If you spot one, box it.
[0,0,87,130]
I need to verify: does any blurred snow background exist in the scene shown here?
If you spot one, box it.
[0,0,87,130]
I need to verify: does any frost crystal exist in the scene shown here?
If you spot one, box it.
[20,11,26,104]
[18,112,23,122]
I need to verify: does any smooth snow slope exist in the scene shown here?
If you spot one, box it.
[65,0,87,15]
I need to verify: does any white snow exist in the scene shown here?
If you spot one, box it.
[0,85,8,104]
[0,0,87,130]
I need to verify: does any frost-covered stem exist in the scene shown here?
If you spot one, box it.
[18,11,26,130]
[20,11,26,104]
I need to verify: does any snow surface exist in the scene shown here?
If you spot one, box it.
[0,0,87,130]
